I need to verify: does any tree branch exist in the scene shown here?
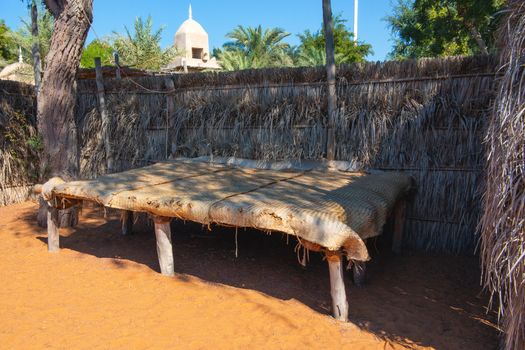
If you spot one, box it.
[465,21,489,55]
[455,3,489,55]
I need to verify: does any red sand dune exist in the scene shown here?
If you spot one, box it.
[0,202,499,349]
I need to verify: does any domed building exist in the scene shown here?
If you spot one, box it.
[165,5,221,72]
[0,49,34,85]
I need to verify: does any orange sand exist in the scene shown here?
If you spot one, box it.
[0,202,499,349]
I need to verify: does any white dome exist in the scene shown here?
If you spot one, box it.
[170,4,220,70]
[175,18,207,36]
[0,62,34,85]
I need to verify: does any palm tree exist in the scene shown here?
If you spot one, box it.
[10,4,54,66]
[294,15,372,66]
[294,45,345,67]
[217,49,252,71]
[112,16,176,70]
[218,25,293,70]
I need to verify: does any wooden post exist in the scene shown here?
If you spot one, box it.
[95,57,114,173]
[47,203,60,252]
[121,210,133,235]
[326,252,349,321]
[392,200,407,254]
[153,216,174,276]
[31,0,42,95]
[164,77,175,159]
[322,0,337,160]
[59,206,79,228]
[37,196,48,227]
[353,238,367,286]
[114,52,121,80]
[352,261,366,287]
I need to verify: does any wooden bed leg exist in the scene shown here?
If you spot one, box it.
[326,252,349,321]
[59,206,79,228]
[47,203,60,252]
[153,216,174,277]
[392,200,407,254]
[121,210,133,235]
[352,261,366,287]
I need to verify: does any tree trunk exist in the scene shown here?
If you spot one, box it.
[38,0,93,178]
[31,0,42,95]
[36,0,92,228]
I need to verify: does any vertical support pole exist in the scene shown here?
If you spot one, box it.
[121,210,133,235]
[153,216,174,276]
[392,200,407,254]
[59,205,79,228]
[352,237,367,286]
[47,203,60,252]
[326,252,349,321]
[31,0,42,95]
[37,196,48,227]
[353,0,359,42]
[352,261,366,287]
[322,0,337,160]
[164,77,175,159]
[114,52,121,80]
[95,57,114,173]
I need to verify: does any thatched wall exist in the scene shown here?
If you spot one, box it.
[0,80,38,206]
[75,55,497,254]
[481,1,525,349]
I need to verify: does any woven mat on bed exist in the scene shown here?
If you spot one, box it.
[43,159,412,260]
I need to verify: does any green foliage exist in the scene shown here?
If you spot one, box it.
[216,19,372,70]
[295,15,373,66]
[387,0,505,59]
[294,46,326,67]
[10,4,54,65]
[27,135,43,151]
[215,49,252,71]
[0,20,17,68]
[80,39,115,68]
[112,16,177,70]
[217,25,294,70]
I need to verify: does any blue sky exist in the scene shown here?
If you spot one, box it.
[1,0,396,61]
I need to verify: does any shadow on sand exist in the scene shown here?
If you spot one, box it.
[22,207,498,350]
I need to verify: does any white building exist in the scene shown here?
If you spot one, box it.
[165,5,221,72]
[0,48,34,84]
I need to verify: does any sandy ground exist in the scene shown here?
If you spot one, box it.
[0,201,499,350]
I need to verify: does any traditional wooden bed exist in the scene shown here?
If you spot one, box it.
[37,157,412,321]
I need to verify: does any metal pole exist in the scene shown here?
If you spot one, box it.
[354,0,359,41]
